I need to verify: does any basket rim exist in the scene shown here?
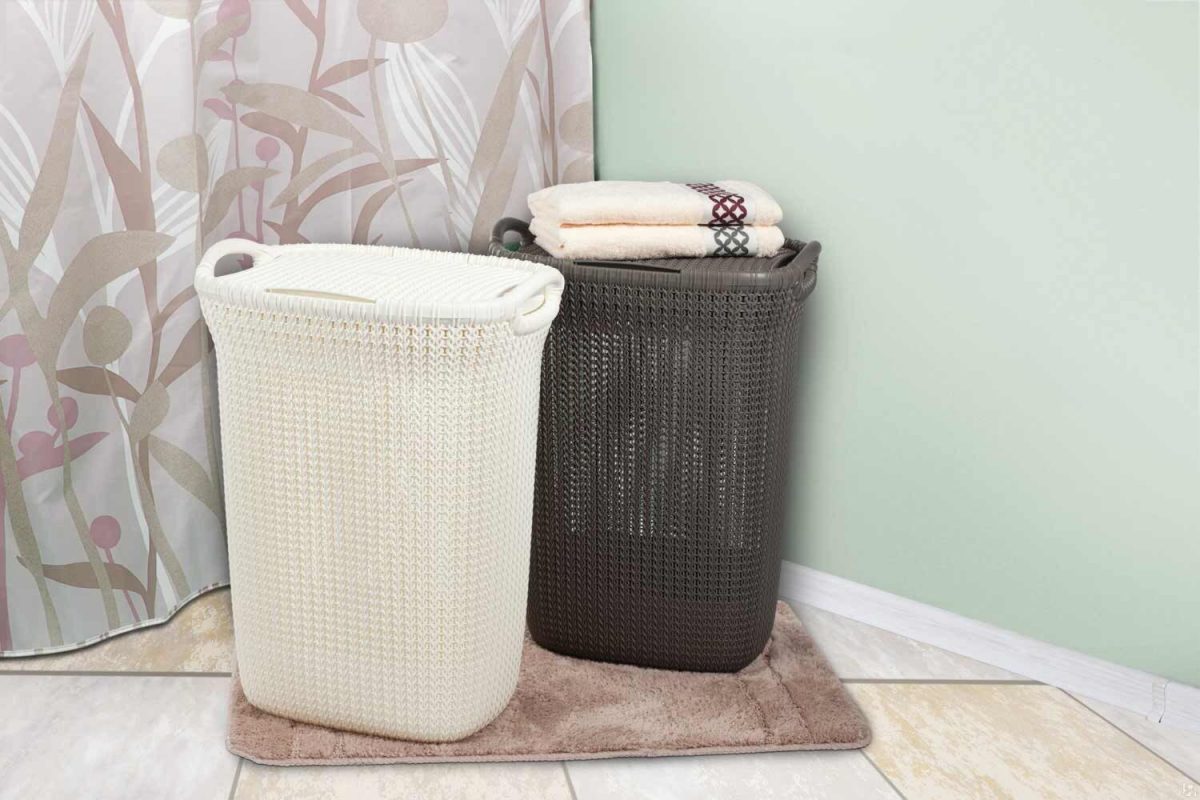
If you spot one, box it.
[489,218,819,295]
[195,240,564,332]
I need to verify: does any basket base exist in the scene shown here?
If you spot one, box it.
[239,673,518,743]
[526,600,776,673]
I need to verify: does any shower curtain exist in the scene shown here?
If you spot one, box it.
[0,0,593,655]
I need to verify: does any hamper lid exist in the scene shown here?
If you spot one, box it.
[195,240,563,333]
[489,218,819,294]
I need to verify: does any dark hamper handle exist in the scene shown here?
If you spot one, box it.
[493,217,536,250]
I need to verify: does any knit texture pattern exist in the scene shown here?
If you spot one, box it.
[199,244,557,741]
[491,220,818,672]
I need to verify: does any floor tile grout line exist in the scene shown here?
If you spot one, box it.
[227,758,243,800]
[842,678,1042,685]
[560,761,579,800]
[0,670,233,677]
[862,750,908,799]
[1062,691,1199,785]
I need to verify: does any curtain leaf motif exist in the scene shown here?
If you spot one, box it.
[0,0,592,656]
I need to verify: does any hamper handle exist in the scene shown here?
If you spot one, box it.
[492,217,535,251]
[195,238,272,283]
[508,268,564,336]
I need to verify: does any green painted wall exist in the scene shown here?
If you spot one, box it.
[593,0,1200,685]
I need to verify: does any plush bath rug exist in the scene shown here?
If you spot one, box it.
[227,603,869,765]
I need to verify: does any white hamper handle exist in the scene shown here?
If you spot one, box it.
[195,238,273,287]
[508,267,564,336]
[196,238,562,333]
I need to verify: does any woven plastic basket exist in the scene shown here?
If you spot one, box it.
[491,218,819,672]
[196,239,562,740]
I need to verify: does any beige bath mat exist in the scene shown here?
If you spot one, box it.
[227,602,869,764]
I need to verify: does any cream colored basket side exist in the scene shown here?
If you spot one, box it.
[197,241,556,741]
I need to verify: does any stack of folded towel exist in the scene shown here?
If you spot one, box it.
[527,180,786,261]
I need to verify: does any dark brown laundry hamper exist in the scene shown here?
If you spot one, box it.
[490,218,820,672]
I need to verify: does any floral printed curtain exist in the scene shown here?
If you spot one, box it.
[0,0,593,655]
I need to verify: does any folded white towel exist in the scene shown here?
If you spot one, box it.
[528,180,783,227]
[530,219,785,261]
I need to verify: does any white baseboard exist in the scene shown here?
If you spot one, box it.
[778,561,1200,733]
[1163,681,1200,731]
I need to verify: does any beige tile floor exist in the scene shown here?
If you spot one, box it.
[0,588,1195,800]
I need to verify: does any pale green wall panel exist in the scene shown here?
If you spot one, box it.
[593,0,1199,684]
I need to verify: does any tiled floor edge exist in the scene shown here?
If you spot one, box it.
[560,761,579,800]
[860,751,908,799]
[227,758,244,800]
[1063,692,1200,784]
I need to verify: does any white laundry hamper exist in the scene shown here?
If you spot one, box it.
[195,239,563,741]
